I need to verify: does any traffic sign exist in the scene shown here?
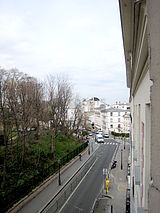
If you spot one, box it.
[103,168,108,175]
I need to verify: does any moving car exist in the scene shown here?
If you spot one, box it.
[98,130,103,134]
[103,133,109,139]
[96,134,104,143]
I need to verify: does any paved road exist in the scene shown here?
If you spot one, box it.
[59,139,118,213]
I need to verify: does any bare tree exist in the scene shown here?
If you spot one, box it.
[56,76,72,133]
[16,74,35,163]
[30,80,44,140]
[46,75,72,159]
[68,97,83,136]
[0,68,9,182]
[6,69,24,155]
[30,79,44,166]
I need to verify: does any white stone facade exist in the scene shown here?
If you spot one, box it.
[119,0,160,212]
[101,108,130,134]
[81,98,131,134]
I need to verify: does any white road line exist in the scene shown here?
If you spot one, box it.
[59,159,97,213]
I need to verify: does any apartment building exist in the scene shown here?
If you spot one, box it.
[81,97,108,129]
[101,107,130,134]
[119,0,160,212]
[81,98,130,134]
[112,101,130,110]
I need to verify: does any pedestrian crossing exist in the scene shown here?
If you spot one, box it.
[105,142,118,145]
[95,141,119,145]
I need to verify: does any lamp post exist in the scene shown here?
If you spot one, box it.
[58,159,61,185]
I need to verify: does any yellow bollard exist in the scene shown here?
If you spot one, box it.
[106,179,110,193]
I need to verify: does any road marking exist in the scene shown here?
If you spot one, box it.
[59,158,97,213]
[107,142,109,145]
[113,143,115,145]
[110,142,112,145]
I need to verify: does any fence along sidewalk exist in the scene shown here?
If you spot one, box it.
[38,153,96,213]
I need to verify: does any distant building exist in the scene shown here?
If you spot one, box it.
[81,97,109,129]
[100,107,131,134]
[81,97,107,113]
[112,101,130,110]
[81,98,130,134]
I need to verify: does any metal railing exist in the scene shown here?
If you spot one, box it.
[39,153,96,213]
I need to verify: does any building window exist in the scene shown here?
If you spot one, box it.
[118,124,121,129]
[118,112,120,116]
[118,118,120,122]
[110,118,113,123]
[110,124,113,128]
[110,112,113,116]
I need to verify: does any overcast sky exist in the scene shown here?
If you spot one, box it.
[0,0,129,104]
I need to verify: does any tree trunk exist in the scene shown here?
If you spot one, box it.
[22,131,26,164]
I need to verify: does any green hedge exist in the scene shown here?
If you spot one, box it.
[0,142,88,213]
[111,131,129,138]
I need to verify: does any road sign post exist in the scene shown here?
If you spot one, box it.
[103,168,108,190]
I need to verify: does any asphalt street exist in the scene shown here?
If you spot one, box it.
[60,139,118,213]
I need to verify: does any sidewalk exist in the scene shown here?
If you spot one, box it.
[94,142,130,213]
[9,142,99,213]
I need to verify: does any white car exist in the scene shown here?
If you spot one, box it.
[96,135,104,143]
[103,134,109,139]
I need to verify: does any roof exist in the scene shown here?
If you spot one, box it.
[119,0,134,88]
[89,97,100,101]
[101,107,128,113]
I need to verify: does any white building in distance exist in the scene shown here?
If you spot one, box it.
[99,107,130,134]
[81,98,130,134]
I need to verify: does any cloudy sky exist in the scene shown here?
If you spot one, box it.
[0,0,129,104]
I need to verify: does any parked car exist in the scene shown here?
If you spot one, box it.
[89,133,92,136]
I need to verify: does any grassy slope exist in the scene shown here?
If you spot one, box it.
[0,130,83,211]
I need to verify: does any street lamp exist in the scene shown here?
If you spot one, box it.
[57,159,61,185]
